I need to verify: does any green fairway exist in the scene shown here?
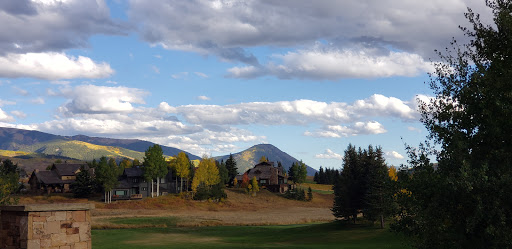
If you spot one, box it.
[92,218,410,249]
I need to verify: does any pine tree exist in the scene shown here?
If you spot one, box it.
[225,154,238,185]
[71,166,94,198]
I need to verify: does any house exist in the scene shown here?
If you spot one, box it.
[111,167,178,200]
[29,163,89,194]
[235,161,289,193]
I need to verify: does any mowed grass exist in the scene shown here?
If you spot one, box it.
[92,218,411,249]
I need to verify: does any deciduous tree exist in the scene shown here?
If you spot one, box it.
[393,1,512,247]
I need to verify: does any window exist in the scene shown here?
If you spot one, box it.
[132,178,139,183]
[260,179,267,184]
[160,178,166,183]
[142,187,147,191]
[115,190,126,196]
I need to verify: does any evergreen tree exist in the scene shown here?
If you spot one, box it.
[71,166,94,198]
[225,154,238,185]
[332,144,361,223]
[363,146,393,228]
[307,187,313,201]
[217,160,229,185]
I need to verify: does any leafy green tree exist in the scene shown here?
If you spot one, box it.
[296,160,308,185]
[225,154,238,185]
[143,145,167,197]
[288,162,299,184]
[71,166,94,198]
[132,158,141,167]
[95,157,118,203]
[0,159,19,205]
[393,1,512,247]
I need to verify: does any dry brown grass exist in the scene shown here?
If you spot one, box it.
[93,189,334,227]
[18,188,335,228]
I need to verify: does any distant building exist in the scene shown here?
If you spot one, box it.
[111,167,178,200]
[28,163,90,194]
[235,161,289,193]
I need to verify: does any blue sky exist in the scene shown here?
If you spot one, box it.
[0,0,492,170]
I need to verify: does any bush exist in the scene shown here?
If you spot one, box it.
[193,182,226,201]
[283,188,307,201]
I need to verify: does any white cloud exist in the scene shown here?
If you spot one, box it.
[305,121,387,138]
[315,149,343,160]
[57,84,147,115]
[158,102,175,113]
[194,72,208,78]
[197,96,211,101]
[0,52,114,80]
[175,94,418,126]
[408,126,422,133]
[11,110,27,119]
[0,108,14,122]
[12,86,29,96]
[0,100,16,106]
[51,80,71,85]
[171,72,189,79]
[386,151,405,159]
[151,65,160,74]
[31,97,45,104]
[228,48,433,80]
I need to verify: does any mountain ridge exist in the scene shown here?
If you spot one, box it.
[215,144,317,176]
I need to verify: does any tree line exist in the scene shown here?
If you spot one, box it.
[313,166,340,185]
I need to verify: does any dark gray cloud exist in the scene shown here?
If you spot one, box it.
[130,0,491,60]
[0,0,37,16]
[0,0,127,55]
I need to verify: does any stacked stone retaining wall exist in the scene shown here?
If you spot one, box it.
[0,203,94,249]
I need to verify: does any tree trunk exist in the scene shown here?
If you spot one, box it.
[157,177,160,197]
[151,179,154,197]
[353,213,357,224]
[180,177,183,193]
[380,214,384,229]
[175,175,178,193]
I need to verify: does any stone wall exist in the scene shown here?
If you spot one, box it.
[0,203,94,249]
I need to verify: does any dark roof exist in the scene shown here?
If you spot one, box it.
[33,171,71,185]
[254,161,274,167]
[124,168,143,177]
[53,163,87,176]
[116,179,133,189]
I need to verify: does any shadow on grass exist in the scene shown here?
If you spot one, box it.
[93,219,411,249]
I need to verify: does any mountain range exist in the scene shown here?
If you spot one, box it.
[0,127,316,175]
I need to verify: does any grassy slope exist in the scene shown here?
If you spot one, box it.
[17,139,147,161]
[92,220,411,249]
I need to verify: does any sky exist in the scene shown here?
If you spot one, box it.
[0,0,493,170]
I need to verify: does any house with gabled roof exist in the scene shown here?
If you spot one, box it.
[29,163,90,194]
[111,167,178,200]
[236,161,289,193]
